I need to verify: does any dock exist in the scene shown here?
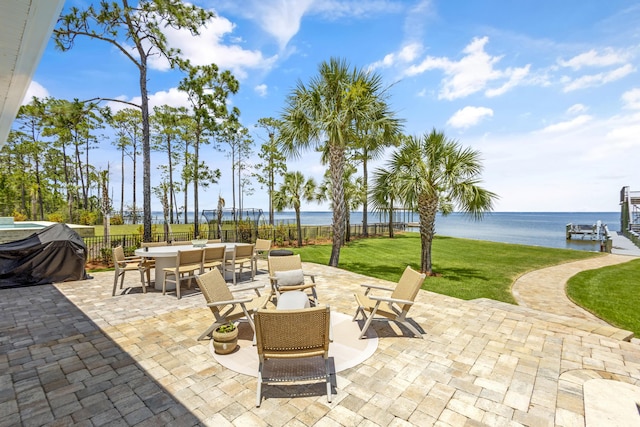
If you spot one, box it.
[566,221,606,240]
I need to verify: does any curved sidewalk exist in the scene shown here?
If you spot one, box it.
[512,253,637,325]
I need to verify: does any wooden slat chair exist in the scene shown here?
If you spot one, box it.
[202,245,226,273]
[207,239,222,244]
[224,244,255,285]
[268,254,317,306]
[162,248,204,299]
[195,269,268,341]
[254,305,332,407]
[353,266,426,339]
[112,245,152,296]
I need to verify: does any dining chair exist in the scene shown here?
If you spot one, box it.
[112,245,152,296]
[254,305,332,406]
[353,265,426,339]
[162,248,204,299]
[224,244,255,285]
[253,238,271,274]
[207,239,222,244]
[202,245,226,273]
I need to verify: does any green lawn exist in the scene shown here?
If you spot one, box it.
[566,258,640,336]
[291,232,601,304]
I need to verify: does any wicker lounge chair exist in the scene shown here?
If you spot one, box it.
[112,245,152,296]
[267,254,318,305]
[195,269,268,341]
[353,266,426,339]
[254,305,332,406]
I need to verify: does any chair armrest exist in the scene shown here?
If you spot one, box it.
[304,273,315,283]
[360,283,394,292]
[207,297,252,307]
[367,295,414,306]
[231,283,264,293]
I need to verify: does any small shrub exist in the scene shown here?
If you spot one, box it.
[47,212,66,222]
[110,215,124,225]
[12,211,27,221]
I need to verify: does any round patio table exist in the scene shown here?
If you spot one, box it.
[134,242,251,290]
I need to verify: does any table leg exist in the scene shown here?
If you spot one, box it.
[153,256,177,291]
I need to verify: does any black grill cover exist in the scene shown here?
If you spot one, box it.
[0,223,88,287]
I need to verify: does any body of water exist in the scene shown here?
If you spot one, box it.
[154,211,620,252]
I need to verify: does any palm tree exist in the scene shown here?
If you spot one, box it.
[369,167,400,239]
[317,163,364,242]
[383,129,498,274]
[273,172,317,248]
[279,57,400,267]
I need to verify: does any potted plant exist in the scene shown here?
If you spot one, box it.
[212,322,238,354]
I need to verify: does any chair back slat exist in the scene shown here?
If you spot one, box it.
[234,244,254,258]
[178,248,204,266]
[204,246,225,263]
[268,254,302,275]
[113,246,125,264]
[197,269,234,317]
[391,266,426,311]
[254,305,330,356]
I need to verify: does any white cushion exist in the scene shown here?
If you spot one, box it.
[274,269,304,287]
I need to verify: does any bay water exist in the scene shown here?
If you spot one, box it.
[156,211,620,252]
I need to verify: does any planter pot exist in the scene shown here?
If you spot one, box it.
[212,327,238,354]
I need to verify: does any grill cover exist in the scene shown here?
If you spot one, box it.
[0,223,88,287]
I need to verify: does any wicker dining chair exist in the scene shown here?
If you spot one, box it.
[252,238,271,274]
[195,269,268,341]
[254,305,332,407]
[162,248,204,299]
[353,265,426,339]
[267,254,317,306]
[224,244,255,285]
[112,245,152,296]
[202,245,226,273]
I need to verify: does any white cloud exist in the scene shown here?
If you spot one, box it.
[107,87,190,113]
[540,114,593,133]
[447,106,493,129]
[621,88,640,109]
[160,15,277,79]
[254,84,268,97]
[405,36,530,100]
[562,64,635,92]
[369,42,423,70]
[567,104,588,114]
[21,81,49,104]
[558,48,632,70]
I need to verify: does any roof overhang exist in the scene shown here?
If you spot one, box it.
[0,0,65,146]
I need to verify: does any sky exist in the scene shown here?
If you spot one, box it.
[21,0,640,214]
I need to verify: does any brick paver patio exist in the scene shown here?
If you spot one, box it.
[1,257,639,426]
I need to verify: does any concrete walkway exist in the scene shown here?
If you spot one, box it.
[2,258,640,426]
[512,254,636,325]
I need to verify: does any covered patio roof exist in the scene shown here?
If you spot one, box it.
[0,0,64,146]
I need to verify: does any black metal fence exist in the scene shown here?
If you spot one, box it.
[83,222,405,264]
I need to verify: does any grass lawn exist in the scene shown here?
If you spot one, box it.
[291,232,601,304]
[566,258,640,336]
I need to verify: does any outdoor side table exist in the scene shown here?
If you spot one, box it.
[269,249,294,257]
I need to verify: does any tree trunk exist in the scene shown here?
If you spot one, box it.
[362,155,368,237]
[328,143,346,267]
[139,47,151,242]
[193,133,200,237]
[418,195,438,274]
[295,205,303,248]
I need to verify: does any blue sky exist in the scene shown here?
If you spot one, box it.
[23,0,640,213]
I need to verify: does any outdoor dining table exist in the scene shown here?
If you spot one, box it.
[134,242,252,290]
